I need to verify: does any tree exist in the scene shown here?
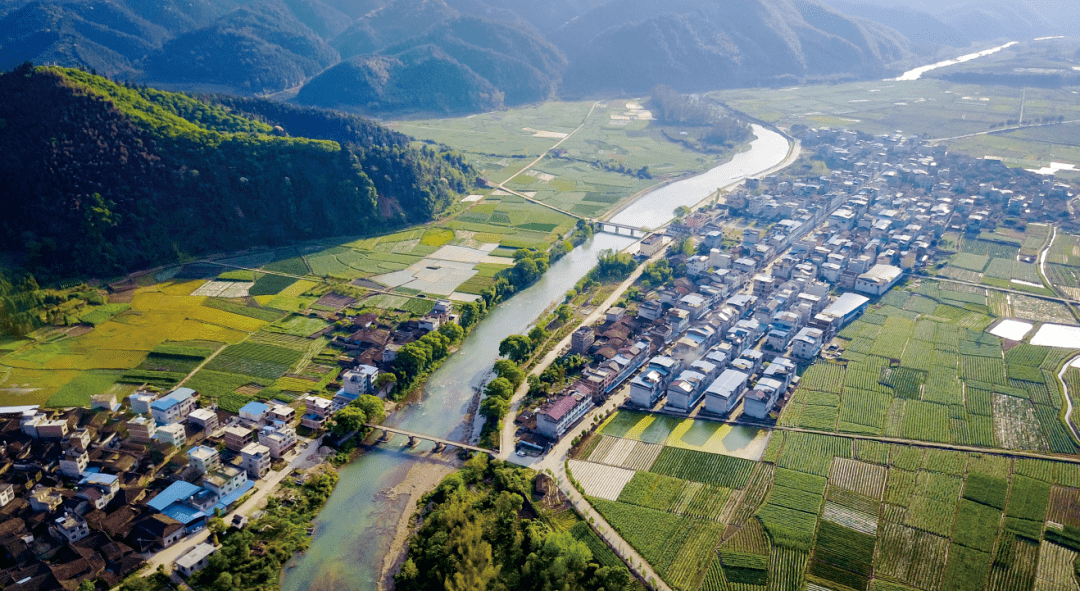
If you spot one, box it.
[375,373,397,391]
[438,321,464,344]
[674,205,691,218]
[208,516,227,545]
[493,359,525,389]
[556,304,573,323]
[480,395,510,422]
[330,405,366,437]
[77,581,95,591]
[528,325,548,346]
[499,334,534,363]
[484,377,514,400]
[680,237,696,256]
[349,394,386,424]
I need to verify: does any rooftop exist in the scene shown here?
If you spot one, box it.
[147,481,201,512]
[239,401,270,416]
[176,542,217,569]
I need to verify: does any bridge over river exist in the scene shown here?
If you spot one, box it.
[365,424,494,455]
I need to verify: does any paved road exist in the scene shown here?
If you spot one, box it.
[142,437,322,574]
[496,243,672,459]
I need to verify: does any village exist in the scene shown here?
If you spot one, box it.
[515,126,1076,450]
[0,125,1075,591]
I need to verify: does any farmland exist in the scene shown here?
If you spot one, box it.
[576,416,1080,591]
[779,281,1080,455]
[3,93,747,406]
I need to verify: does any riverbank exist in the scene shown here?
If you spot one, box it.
[377,456,460,591]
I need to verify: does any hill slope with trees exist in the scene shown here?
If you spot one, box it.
[0,64,475,278]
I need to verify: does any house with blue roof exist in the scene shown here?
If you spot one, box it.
[150,387,198,425]
[239,401,270,424]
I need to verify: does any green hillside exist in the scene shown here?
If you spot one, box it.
[0,64,475,277]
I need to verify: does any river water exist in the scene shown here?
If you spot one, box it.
[281,125,791,591]
[610,125,789,229]
[889,41,1019,82]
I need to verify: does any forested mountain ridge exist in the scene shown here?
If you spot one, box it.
[0,64,476,277]
[0,0,917,114]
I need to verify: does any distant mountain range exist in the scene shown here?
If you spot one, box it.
[0,0,919,114]
[1,0,1070,115]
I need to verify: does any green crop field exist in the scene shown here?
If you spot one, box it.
[584,419,1080,591]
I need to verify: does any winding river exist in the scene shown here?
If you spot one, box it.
[280,125,791,591]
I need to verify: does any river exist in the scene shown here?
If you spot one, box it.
[280,125,791,591]
[889,41,1019,82]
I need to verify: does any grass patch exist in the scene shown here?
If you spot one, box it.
[249,274,299,297]
[78,304,131,326]
[47,370,124,407]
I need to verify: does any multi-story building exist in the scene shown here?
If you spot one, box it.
[187,445,221,475]
[238,401,270,425]
[704,369,750,416]
[268,404,295,425]
[241,442,271,479]
[334,365,379,409]
[536,391,593,440]
[666,370,708,411]
[202,465,248,499]
[52,513,90,544]
[188,407,219,432]
[792,327,825,360]
[129,390,157,414]
[300,395,333,430]
[258,424,297,459]
[224,425,254,452]
[571,326,595,355]
[0,484,14,507]
[150,387,198,425]
[59,449,88,478]
[127,415,157,443]
[156,423,186,447]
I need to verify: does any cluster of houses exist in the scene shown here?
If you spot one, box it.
[522,126,1074,446]
[0,380,327,591]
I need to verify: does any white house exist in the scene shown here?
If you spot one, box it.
[704,369,750,415]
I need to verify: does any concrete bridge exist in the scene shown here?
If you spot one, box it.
[366,424,494,455]
[594,221,649,238]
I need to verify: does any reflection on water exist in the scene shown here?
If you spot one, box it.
[596,410,770,461]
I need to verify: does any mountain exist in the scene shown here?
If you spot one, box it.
[549,0,910,95]
[297,44,504,114]
[144,0,341,92]
[2,0,915,113]
[941,2,1055,42]
[822,0,969,50]
[332,0,460,58]
[0,64,476,277]
[0,0,252,76]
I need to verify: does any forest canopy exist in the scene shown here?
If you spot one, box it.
[0,64,476,278]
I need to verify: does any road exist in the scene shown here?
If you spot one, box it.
[927,275,1080,305]
[142,437,322,574]
[496,243,673,459]
[505,386,672,591]
[930,118,1080,143]
[1057,356,1080,446]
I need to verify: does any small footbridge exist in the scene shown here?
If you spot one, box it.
[365,424,494,455]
